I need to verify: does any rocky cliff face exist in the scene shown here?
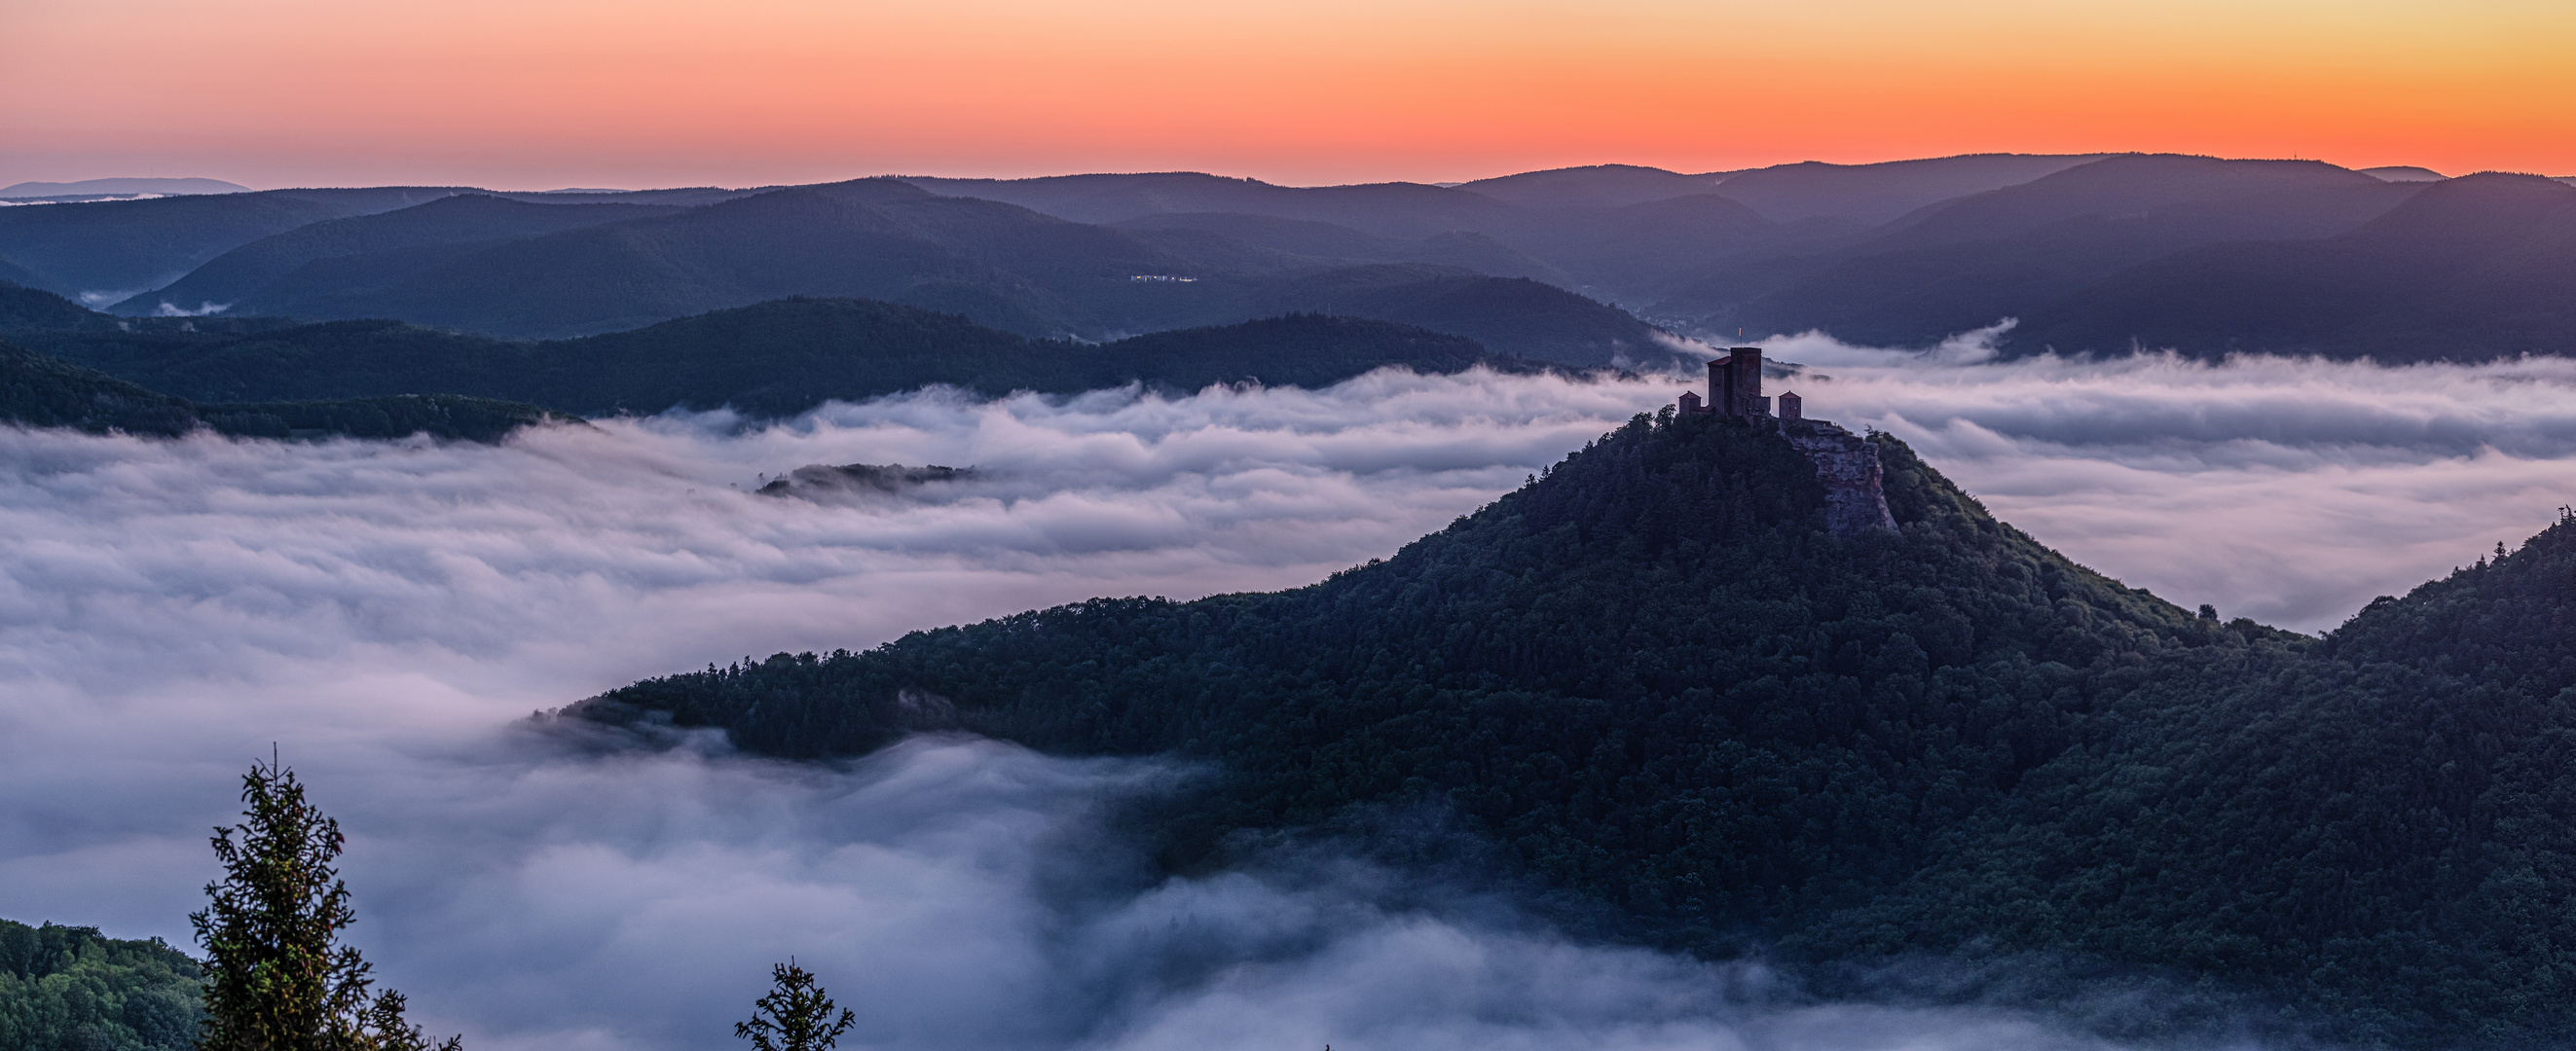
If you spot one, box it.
[1785,420,1897,536]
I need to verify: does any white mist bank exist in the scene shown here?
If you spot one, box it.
[1752,331,2576,629]
[1,353,2567,1048]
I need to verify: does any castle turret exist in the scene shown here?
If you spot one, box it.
[1778,391,1802,419]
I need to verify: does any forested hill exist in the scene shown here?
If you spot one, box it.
[1817,513,2576,1044]
[0,918,205,1051]
[10,293,1558,418]
[576,409,2576,1046]
[0,337,570,442]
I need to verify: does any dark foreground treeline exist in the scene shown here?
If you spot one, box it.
[581,410,2576,1047]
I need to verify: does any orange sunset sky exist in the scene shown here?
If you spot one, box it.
[3,0,2570,189]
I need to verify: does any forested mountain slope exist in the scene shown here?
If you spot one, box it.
[0,337,570,441]
[577,408,2576,1046]
[1814,509,2576,1044]
[8,293,1554,419]
[0,919,204,1051]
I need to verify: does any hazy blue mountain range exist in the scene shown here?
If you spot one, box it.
[7,152,2571,362]
[60,179,1676,366]
[2005,171,2576,359]
[1670,155,2430,347]
[0,175,250,198]
[0,285,1565,420]
[898,155,2112,308]
[578,408,2576,1047]
[134,195,692,316]
[0,185,754,303]
[1450,163,1734,208]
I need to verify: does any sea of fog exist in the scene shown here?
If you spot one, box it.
[5,344,2572,1050]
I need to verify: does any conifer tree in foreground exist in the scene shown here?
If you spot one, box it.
[191,753,461,1051]
[735,960,857,1051]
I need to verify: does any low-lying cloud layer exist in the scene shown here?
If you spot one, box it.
[3,351,2570,1048]
[1763,329,2576,629]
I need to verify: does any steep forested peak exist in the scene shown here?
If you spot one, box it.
[584,407,2228,766]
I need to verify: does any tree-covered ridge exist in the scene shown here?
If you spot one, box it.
[0,337,571,442]
[1817,512,2576,1045]
[574,409,2576,1044]
[576,412,2252,960]
[0,919,205,1051]
[9,294,1559,419]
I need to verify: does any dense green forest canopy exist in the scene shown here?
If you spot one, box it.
[0,336,571,442]
[0,919,205,1051]
[1,288,1562,420]
[578,409,2576,1047]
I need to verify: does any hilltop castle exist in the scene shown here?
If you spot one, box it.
[1676,345,1894,535]
[1676,346,1800,420]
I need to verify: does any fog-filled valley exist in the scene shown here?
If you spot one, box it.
[7,345,2576,1048]
[8,144,2576,1051]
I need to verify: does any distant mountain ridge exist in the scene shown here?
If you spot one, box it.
[2006,171,2576,359]
[136,195,690,315]
[1,176,249,198]
[7,153,2570,362]
[78,178,1680,366]
[1669,155,2435,348]
[1,284,1573,418]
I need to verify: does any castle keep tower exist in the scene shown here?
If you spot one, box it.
[1683,346,1770,417]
